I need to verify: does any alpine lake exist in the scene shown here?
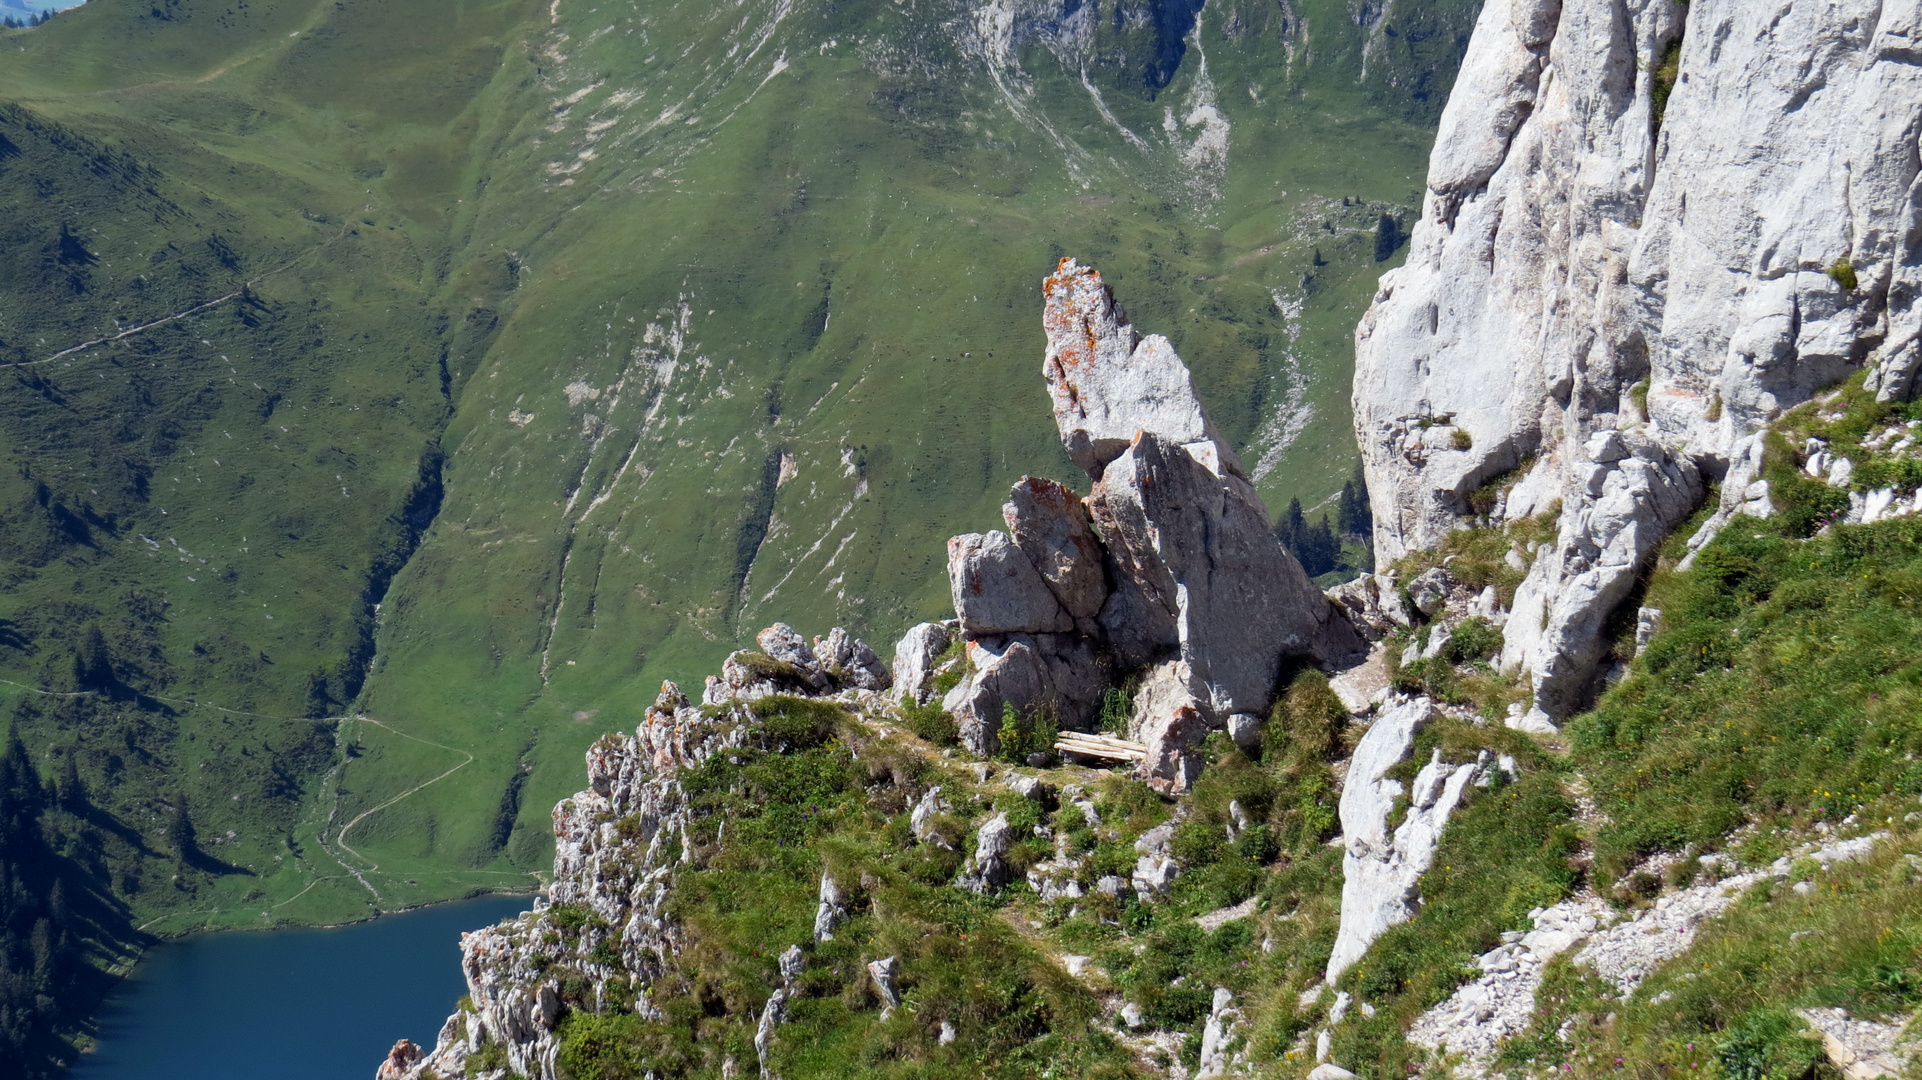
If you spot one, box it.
[71,894,531,1079]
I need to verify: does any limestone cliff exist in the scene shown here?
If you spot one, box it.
[1353,0,1922,725]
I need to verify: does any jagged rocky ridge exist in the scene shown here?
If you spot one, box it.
[377,627,897,1080]
[1353,0,1922,728]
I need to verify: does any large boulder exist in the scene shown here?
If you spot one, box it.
[1129,659,1212,795]
[941,635,1052,756]
[948,531,1072,636]
[1093,431,1364,715]
[1042,257,1241,479]
[890,621,953,705]
[812,627,891,691]
[1003,477,1108,621]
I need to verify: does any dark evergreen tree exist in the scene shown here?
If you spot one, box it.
[1337,462,1373,538]
[1278,500,1344,577]
[1278,497,1307,553]
[166,792,196,863]
[70,625,113,692]
[57,753,84,815]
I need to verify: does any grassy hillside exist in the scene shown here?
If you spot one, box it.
[0,4,1478,1058]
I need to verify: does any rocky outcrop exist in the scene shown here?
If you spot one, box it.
[1195,987,1247,1079]
[812,627,891,691]
[1090,429,1361,710]
[813,872,846,941]
[1041,256,1240,479]
[956,812,1014,894]
[1353,0,1922,724]
[377,1040,424,1080]
[939,257,1363,768]
[705,624,892,706]
[1411,833,1890,1073]
[891,620,954,705]
[1799,1007,1921,1080]
[379,624,888,1080]
[1325,696,1483,983]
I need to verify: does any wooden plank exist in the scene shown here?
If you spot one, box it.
[1055,734,1146,762]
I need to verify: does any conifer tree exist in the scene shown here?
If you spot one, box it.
[166,792,196,864]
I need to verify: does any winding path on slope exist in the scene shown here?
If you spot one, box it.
[323,716,476,901]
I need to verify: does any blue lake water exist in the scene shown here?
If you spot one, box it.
[71,894,532,1080]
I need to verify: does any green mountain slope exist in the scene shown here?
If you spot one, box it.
[0,1,1476,1052]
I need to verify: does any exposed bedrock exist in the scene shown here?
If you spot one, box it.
[930,258,1364,783]
[1353,0,1922,724]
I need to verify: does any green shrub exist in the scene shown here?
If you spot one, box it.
[1652,36,1684,132]
[1391,656,1463,703]
[547,903,589,935]
[464,1040,510,1078]
[1169,819,1224,867]
[994,703,1059,763]
[1450,428,1473,451]
[733,651,806,684]
[1715,1008,1824,1080]
[1097,685,1134,735]
[1852,454,1922,495]
[928,639,971,695]
[900,700,959,746]
[750,695,846,751]
[1827,257,1859,292]
[1441,617,1504,664]
[1232,823,1279,865]
[1762,431,1850,536]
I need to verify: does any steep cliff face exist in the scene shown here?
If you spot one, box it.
[1355,0,1922,723]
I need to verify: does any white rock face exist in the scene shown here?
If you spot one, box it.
[1195,987,1246,1079]
[1042,256,1240,478]
[891,621,953,705]
[948,531,1073,636]
[1411,832,1890,1072]
[1354,0,1922,722]
[1003,476,1108,621]
[1326,696,1482,983]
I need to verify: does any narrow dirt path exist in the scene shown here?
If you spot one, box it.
[325,716,476,900]
[4,221,355,370]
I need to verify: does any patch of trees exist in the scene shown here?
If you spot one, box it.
[0,726,144,1078]
[1277,463,1374,579]
[0,9,57,29]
